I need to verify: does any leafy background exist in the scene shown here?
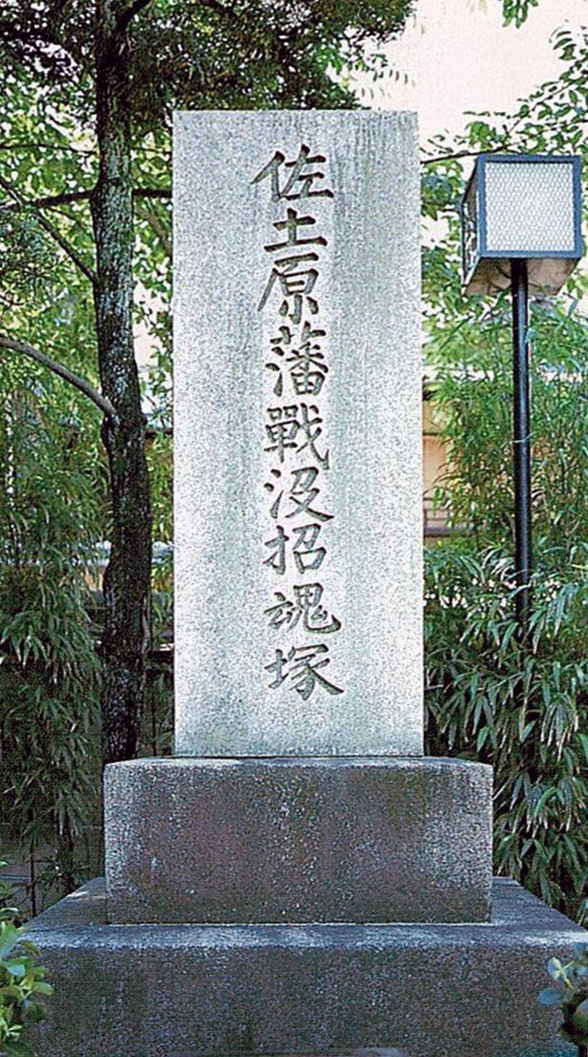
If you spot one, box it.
[0,2,587,928]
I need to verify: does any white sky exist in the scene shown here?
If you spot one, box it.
[353,0,588,143]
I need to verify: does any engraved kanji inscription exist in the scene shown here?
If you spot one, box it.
[262,522,326,578]
[292,523,326,573]
[266,466,333,523]
[258,256,319,322]
[265,583,341,634]
[252,144,334,201]
[265,644,344,700]
[264,404,329,469]
[254,142,343,699]
[265,322,329,398]
[264,208,327,254]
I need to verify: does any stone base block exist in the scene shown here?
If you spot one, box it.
[104,756,492,924]
[29,878,583,1057]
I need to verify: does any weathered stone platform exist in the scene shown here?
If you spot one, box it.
[28,878,581,1057]
[105,756,492,924]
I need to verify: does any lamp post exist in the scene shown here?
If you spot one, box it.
[460,153,583,638]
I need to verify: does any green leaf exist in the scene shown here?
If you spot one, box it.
[2,959,26,979]
[571,998,588,1038]
[0,923,21,960]
[547,957,564,981]
[538,987,562,1007]
[4,1041,35,1057]
[32,982,53,995]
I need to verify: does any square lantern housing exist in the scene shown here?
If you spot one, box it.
[461,154,583,296]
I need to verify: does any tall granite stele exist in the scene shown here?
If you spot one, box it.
[29,111,585,1057]
[106,109,492,928]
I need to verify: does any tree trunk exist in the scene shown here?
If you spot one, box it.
[91,0,152,764]
[56,817,77,896]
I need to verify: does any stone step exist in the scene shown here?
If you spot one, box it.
[28,878,582,1057]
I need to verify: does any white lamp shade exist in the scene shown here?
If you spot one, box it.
[461,154,583,296]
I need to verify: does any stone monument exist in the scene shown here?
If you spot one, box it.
[28,110,585,1057]
[174,111,423,762]
[105,110,492,928]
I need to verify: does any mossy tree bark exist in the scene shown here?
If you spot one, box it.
[91,0,152,764]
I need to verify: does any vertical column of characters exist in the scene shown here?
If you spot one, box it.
[252,144,344,703]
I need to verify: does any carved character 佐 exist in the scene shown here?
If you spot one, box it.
[251,143,334,202]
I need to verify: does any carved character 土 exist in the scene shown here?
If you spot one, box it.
[265,643,344,700]
[251,144,334,201]
[264,208,327,254]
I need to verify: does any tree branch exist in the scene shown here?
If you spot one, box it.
[420,144,512,166]
[195,0,232,17]
[0,335,117,422]
[24,186,171,209]
[135,202,171,257]
[0,141,95,155]
[115,0,156,38]
[0,173,97,285]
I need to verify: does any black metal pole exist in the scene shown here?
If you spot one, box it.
[511,258,532,638]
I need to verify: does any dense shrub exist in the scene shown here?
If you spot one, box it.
[0,364,103,907]
[425,332,588,922]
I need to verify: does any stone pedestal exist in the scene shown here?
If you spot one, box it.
[105,757,492,924]
[28,878,581,1057]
